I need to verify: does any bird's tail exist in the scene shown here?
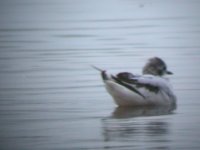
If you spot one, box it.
[91,65,109,80]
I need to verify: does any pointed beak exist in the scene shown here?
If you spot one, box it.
[166,70,173,75]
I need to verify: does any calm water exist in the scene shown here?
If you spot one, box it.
[0,0,200,149]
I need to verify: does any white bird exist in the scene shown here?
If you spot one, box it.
[93,57,177,106]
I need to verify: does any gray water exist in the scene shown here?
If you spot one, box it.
[0,0,200,149]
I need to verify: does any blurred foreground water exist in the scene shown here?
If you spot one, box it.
[0,0,200,149]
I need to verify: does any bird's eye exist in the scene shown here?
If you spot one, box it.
[158,70,163,75]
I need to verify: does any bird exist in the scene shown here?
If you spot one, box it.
[93,57,177,106]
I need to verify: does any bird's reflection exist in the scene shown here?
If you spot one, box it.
[112,104,176,119]
[102,104,176,145]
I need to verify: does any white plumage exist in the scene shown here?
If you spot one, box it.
[94,57,177,106]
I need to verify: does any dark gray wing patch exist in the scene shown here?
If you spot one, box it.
[117,72,160,93]
[134,80,160,93]
[111,75,145,99]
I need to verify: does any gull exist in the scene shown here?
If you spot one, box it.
[93,57,177,106]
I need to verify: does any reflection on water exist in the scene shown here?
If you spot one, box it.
[112,105,176,118]
[103,118,170,142]
[102,106,174,149]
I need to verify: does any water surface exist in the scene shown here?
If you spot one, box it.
[0,0,200,149]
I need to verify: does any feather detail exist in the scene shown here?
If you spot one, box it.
[111,75,146,99]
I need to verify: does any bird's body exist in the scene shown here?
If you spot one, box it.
[94,57,177,106]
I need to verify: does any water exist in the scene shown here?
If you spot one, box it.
[0,0,200,149]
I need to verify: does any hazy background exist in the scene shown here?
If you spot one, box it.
[0,0,200,149]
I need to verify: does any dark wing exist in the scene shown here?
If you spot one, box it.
[134,80,160,93]
[116,72,136,84]
[111,72,145,98]
[116,72,160,93]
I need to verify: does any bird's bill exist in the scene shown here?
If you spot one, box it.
[166,70,173,75]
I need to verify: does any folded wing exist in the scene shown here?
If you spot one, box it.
[113,72,166,94]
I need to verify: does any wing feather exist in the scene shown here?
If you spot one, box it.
[116,73,166,93]
[111,75,145,99]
